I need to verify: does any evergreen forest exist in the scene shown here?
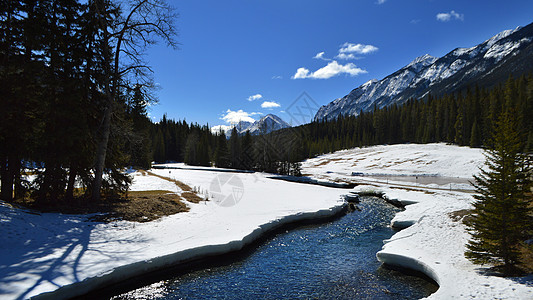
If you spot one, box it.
[150,74,533,174]
[1,0,177,203]
[1,0,532,205]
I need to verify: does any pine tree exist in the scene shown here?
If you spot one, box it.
[469,119,482,148]
[455,99,465,145]
[153,129,166,163]
[240,130,254,169]
[214,131,230,168]
[125,84,153,169]
[229,128,241,169]
[465,108,532,276]
[91,0,177,201]
[196,133,211,167]
[0,0,28,201]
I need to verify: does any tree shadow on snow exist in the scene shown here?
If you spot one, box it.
[0,204,149,300]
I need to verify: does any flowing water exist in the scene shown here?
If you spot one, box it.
[112,197,438,299]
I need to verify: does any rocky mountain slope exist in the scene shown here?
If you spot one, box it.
[220,114,291,136]
[315,22,533,121]
[240,114,291,135]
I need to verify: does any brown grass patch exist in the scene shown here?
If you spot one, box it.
[448,209,474,223]
[519,243,533,273]
[389,186,436,194]
[146,170,192,192]
[10,170,206,223]
[313,158,345,167]
[314,160,331,167]
[12,190,189,223]
[181,191,203,203]
[365,164,380,168]
[113,190,189,222]
[144,170,206,203]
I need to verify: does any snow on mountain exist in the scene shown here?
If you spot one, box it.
[243,114,291,135]
[313,54,437,120]
[235,120,253,133]
[214,114,291,136]
[405,53,438,70]
[315,23,533,121]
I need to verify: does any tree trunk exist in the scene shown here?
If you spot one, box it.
[0,157,13,201]
[91,0,115,202]
[66,165,78,201]
[12,159,23,199]
[92,100,112,202]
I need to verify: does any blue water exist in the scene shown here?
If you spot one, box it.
[113,197,438,299]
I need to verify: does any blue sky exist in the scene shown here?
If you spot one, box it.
[144,0,533,129]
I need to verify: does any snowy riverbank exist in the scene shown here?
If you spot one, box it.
[2,143,532,299]
[0,170,346,299]
[303,143,533,299]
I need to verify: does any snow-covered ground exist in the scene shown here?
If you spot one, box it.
[302,143,533,299]
[0,170,346,299]
[2,142,532,299]
[302,143,484,191]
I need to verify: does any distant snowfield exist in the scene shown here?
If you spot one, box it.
[1,143,532,299]
[303,143,533,299]
[302,143,483,179]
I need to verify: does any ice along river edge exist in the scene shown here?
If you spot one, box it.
[33,202,349,299]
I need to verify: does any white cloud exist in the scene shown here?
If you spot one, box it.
[335,53,358,60]
[410,19,421,24]
[271,75,283,79]
[339,43,378,55]
[211,125,232,134]
[313,51,331,61]
[292,61,367,79]
[221,109,261,124]
[261,101,281,109]
[247,93,263,101]
[436,10,464,22]
[292,67,310,79]
[377,0,386,4]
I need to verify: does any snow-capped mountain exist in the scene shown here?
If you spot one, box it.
[315,22,533,121]
[215,114,291,136]
[235,120,253,133]
[242,114,291,135]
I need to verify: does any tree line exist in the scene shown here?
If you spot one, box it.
[0,0,176,203]
[150,117,303,176]
[140,73,533,178]
[2,1,531,206]
[285,74,533,159]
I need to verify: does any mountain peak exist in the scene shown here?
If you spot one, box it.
[314,22,533,122]
[407,54,437,68]
[219,114,291,136]
[406,54,437,70]
[361,79,378,89]
[484,26,521,48]
[249,114,291,134]
[262,113,278,120]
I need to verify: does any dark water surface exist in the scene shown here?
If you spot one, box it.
[113,197,437,299]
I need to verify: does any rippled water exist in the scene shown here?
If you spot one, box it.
[113,197,438,299]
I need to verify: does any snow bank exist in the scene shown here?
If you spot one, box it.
[0,169,346,299]
[365,185,533,299]
[304,143,533,299]
[302,143,483,180]
[35,205,346,300]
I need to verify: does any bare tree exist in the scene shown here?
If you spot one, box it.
[92,0,178,201]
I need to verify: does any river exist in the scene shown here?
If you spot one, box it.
[112,196,437,299]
